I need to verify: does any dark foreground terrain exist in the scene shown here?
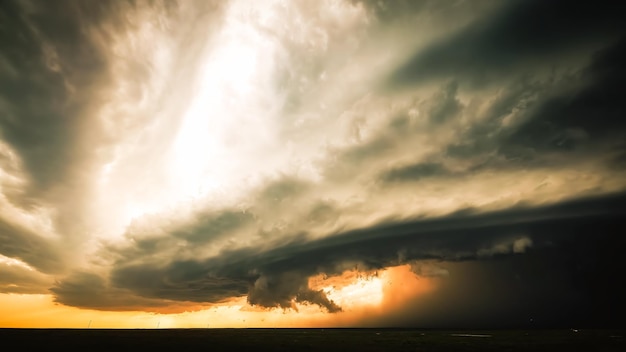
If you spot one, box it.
[1,328,624,351]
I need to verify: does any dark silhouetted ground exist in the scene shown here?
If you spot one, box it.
[1,328,624,351]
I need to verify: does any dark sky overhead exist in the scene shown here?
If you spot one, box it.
[1,0,625,328]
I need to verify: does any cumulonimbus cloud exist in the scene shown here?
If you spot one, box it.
[1,0,625,325]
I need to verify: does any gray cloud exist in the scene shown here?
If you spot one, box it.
[504,37,626,157]
[52,192,626,312]
[305,201,340,228]
[109,262,251,304]
[375,36,626,185]
[50,272,179,311]
[255,176,310,207]
[172,210,255,245]
[0,262,52,294]
[248,272,341,313]
[0,217,64,274]
[380,162,450,183]
[363,0,626,191]
[388,0,626,88]
[0,0,114,197]
[423,81,461,124]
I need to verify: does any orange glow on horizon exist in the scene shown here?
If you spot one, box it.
[0,265,437,328]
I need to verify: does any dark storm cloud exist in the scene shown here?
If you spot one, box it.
[373,0,626,178]
[110,207,256,270]
[0,0,115,197]
[388,0,626,88]
[377,34,626,180]
[248,271,341,313]
[50,272,177,311]
[0,263,52,294]
[379,162,449,183]
[0,217,64,274]
[361,225,626,329]
[108,263,251,304]
[53,192,626,312]
[503,37,626,158]
[171,210,255,245]
[246,192,626,277]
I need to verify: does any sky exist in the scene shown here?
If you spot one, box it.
[1,0,625,329]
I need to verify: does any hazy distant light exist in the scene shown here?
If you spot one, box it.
[325,276,384,307]
[0,254,35,271]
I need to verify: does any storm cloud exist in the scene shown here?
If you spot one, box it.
[52,192,626,318]
[1,0,625,327]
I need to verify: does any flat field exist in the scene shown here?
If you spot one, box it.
[1,328,624,351]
